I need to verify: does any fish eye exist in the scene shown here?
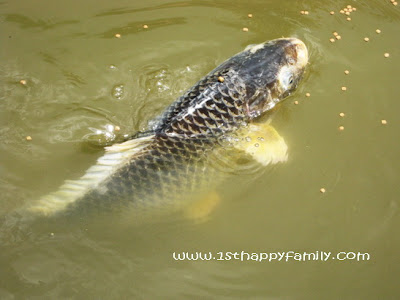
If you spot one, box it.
[289,76,294,85]
[288,57,295,65]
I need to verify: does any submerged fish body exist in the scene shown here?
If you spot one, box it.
[30,38,308,216]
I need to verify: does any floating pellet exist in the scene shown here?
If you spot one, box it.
[115,33,121,38]
[345,11,350,15]
[339,126,345,131]
[330,38,335,43]
[353,7,357,11]
[330,11,335,15]
[339,112,345,117]
[143,25,148,29]
[344,70,350,75]
[333,32,338,36]
[364,37,370,42]
[294,100,299,105]
[19,79,27,85]
[242,27,249,32]
[305,92,311,97]
[381,120,387,125]
[218,76,224,82]
[376,29,381,34]
[248,13,253,18]
[384,53,390,58]
[115,126,121,131]
[336,35,341,40]
[341,86,347,91]
[26,136,32,141]
[347,17,351,21]
[300,10,305,14]
[340,10,345,14]
[320,188,326,193]
[304,11,309,15]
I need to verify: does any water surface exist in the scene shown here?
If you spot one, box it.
[1,0,400,298]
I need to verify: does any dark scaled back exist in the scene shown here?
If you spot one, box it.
[60,38,307,215]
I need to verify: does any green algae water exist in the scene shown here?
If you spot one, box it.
[1,0,400,298]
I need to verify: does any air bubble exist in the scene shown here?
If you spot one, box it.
[112,84,125,100]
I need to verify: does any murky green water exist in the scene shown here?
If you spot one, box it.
[1,0,400,298]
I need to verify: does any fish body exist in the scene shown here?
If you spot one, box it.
[30,38,308,216]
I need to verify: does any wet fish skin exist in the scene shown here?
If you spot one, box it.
[31,38,308,216]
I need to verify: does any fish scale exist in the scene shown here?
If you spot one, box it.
[29,38,308,216]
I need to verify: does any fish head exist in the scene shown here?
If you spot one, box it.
[240,38,308,119]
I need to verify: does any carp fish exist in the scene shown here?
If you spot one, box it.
[30,38,308,217]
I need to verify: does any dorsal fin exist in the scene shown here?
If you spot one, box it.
[29,135,155,216]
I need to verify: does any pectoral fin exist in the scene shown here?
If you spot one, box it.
[184,191,221,222]
[234,123,288,166]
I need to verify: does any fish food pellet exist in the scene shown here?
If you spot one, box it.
[115,33,121,38]
[341,86,347,91]
[376,29,381,34]
[330,11,335,15]
[143,25,149,29]
[384,53,390,58]
[340,10,345,14]
[381,120,387,125]
[364,37,370,42]
[339,112,345,117]
[347,17,351,21]
[320,188,326,193]
[218,76,225,82]
[344,70,350,75]
[330,38,335,43]
[19,79,27,85]
[336,35,341,40]
[305,92,311,97]
[26,136,32,141]
[115,126,121,131]
[242,27,249,32]
[304,11,309,15]
[300,10,305,14]
[294,100,299,105]
[248,13,253,18]
[333,32,338,36]
[339,126,345,131]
